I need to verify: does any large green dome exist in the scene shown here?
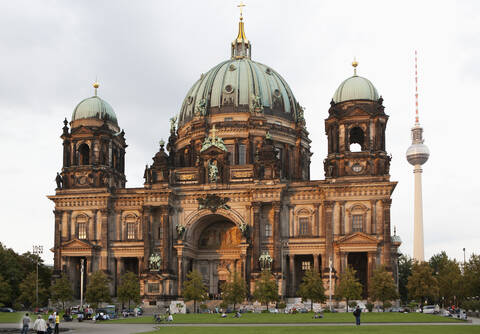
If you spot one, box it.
[178,18,302,127]
[72,95,118,126]
[178,58,301,126]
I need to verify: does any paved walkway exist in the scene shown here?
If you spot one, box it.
[1,318,478,334]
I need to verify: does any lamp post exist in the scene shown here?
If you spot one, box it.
[80,258,85,310]
[329,257,333,312]
[32,245,43,309]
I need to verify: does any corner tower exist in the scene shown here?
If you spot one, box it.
[58,82,127,190]
[324,61,391,180]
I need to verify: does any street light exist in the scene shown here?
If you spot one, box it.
[32,245,43,309]
[329,257,333,312]
[80,259,85,310]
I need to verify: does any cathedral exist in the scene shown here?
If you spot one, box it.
[48,14,401,304]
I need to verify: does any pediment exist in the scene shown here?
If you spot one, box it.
[200,145,227,156]
[336,232,379,245]
[71,126,94,136]
[62,239,93,249]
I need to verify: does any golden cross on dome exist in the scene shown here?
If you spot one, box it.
[237,2,246,20]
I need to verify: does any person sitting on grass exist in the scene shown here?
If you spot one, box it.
[221,312,227,318]
[234,311,241,318]
[167,314,173,322]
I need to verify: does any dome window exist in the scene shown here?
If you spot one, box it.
[224,85,234,94]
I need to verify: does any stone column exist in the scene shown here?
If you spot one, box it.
[314,204,320,236]
[324,201,334,264]
[53,210,62,273]
[273,202,281,272]
[383,199,392,269]
[100,209,109,271]
[66,211,72,241]
[252,203,261,272]
[339,201,346,235]
[288,205,294,237]
[370,200,376,234]
[143,207,152,272]
[177,254,183,295]
[334,202,340,236]
[367,252,375,282]
[289,255,296,296]
[313,254,319,272]
[160,206,170,271]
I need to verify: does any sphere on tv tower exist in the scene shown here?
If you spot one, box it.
[406,126,429,166]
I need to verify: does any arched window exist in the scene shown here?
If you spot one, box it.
[76,214,88,239]
[299,217,310,236]
[348,205,367,233]
[78,143,90,165]
[349,127,364,152]
[264,223,272,237]
[123,214,139,240]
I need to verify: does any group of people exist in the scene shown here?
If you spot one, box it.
[21,312,60,334]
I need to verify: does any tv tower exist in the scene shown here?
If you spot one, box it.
[406,51,430,262]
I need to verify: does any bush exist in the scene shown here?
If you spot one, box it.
[348,301,357,309]
[261,309,270,313]
[366,302,374,312]
[384,301,392,310]
[199,304,208,310]
[277,302,286,309]
[219,301,228,309]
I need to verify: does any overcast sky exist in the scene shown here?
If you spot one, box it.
[0,0,478,264]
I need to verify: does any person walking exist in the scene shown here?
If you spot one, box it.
[21,313,31,334]
[353,305,362,326]
[54,312,60,334]
[33,315,47,334]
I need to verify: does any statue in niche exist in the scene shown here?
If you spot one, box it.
[195,98,207,116]
[250,94,263,113]
[149,253,162,271]
[208,159,218,183]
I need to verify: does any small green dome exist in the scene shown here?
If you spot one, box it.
[333,75,379,104]
[72,96,118,126]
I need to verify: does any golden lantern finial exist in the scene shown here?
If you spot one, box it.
[93,80,100,96]
[352,57,358,76]
[237,1,246,21]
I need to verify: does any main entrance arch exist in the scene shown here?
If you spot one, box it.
[187,214,245,295]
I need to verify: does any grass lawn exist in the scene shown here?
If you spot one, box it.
[137,326,480,334]
[110,312,464,324]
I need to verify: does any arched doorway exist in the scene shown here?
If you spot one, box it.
[189,214,243,296]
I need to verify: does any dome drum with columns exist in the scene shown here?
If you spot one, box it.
[49,10,400,306]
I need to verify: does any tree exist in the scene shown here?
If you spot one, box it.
[0,275,12,307]
[436,259,462,307]
[85,270,111,309]
[335,266,362,312]
[464,254,480,299]
[297,269,326,311]
[221,273,247,311]
[0,243,52,307]
[398,254,412,304]
[117,272,141,311]
[183,270,207,313]
[369,266,398,311]
[17,272,48,308]
[407,261,439,309]
[253,270,279,310]
[50,275,73,311]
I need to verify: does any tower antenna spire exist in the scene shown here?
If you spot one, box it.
[415,50,419,125]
